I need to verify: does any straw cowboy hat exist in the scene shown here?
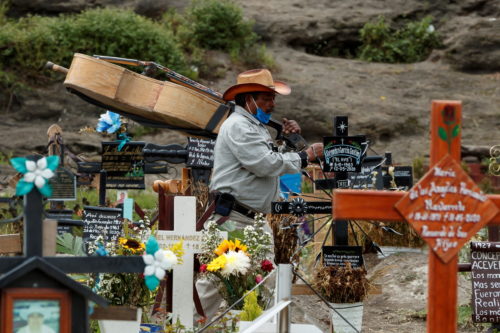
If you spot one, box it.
[20,303,52,321]
[222,69,291,101]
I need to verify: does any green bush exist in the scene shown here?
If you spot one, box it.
[0,8,187,80]
[358,16,441,63]
[181,0,257,54]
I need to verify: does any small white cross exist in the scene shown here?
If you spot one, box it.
[156,196,226,328]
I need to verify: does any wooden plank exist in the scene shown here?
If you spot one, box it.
[44,256,144,273]
[90,306,138,320]
[427,101,461,333]
[43,219,57,256]
[430,100,461,166]
[427,252,458,332]
[0,234,22,254]
[333,190,405,221]
[333,191,500,225]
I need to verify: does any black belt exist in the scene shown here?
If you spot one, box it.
[232,201,257,220]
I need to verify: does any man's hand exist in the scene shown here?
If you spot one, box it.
[282,118,301,134]
[305,143,324,162]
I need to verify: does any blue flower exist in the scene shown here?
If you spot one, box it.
[10,156,59,197]
[96,111,121,134]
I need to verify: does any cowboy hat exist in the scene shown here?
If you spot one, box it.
[222,69,291,101]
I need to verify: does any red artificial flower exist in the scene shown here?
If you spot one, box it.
[199,264,208,273]
[255,274,263,284]
[261,259,274,272]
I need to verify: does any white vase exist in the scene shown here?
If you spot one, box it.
[329,302,363,333]
[98,308,142,333]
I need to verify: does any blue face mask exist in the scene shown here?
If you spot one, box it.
[250,97,271,124]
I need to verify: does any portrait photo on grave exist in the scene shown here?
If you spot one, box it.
[14,300,59,333]
[1,288,70,333]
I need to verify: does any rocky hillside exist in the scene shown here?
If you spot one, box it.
[1,0,499,165]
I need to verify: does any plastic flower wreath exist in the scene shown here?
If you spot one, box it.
[96,111,121,134]
[10,156,59,197]
[198,214,274,309]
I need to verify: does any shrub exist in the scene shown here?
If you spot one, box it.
[182,0,257,54]
[358,16,441,63]
[0,8,187,81]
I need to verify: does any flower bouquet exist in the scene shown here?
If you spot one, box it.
[87,219,183,319]
[198,214,274,310]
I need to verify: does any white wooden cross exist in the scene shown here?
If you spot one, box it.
[156,196,226,328]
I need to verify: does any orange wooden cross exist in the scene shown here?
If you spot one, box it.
[332,100,500,333]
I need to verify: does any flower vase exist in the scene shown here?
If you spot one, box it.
[329,302,363,333]
[98,307,142,333]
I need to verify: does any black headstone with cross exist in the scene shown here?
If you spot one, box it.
[0,157,145,333]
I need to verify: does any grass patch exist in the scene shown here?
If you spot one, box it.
[358,16,441,63]
[0,7,188,83]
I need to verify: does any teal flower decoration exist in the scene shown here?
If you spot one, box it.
[96,111,121,134]
[145,236,160,255]
[117,132,131,151]
[142,236,178,291]
[10,156,59,197]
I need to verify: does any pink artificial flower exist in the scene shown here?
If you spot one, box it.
[261,259,274,272]
[255,274,263,284]
[199,264,208,273]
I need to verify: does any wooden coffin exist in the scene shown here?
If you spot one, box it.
[63,53,229,134]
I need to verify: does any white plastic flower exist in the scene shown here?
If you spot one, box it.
[24,158,55,188]
[221,250,250,277]
[143,249,178,280]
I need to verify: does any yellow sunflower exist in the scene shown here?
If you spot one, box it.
[118,237,145,254]
[214,239,248,256]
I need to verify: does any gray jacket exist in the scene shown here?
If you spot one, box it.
[209,105,302,213]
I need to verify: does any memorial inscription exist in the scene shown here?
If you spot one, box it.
[395,155,498,263]
[82,206,122,245]
[323,136,366,173]
[186,137,215,169]
[101,142,145,189]
[48,167,77,201]
[471,242,500,323]
[322,245,363,268]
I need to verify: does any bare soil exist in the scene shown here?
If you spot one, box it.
[290,250,486,333]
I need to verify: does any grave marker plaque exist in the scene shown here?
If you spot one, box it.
[382,165,413,190]
[101,142,145,189]
[348,158,383,190]
[186,137,215,169]
[323,136,366,173]
[323,245,363,268]
[82,206,122,245]
[471,242,500,323]
[395,155,498,263]
[48,167,77,201]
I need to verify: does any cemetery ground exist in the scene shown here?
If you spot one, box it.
[293,250,485,333]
